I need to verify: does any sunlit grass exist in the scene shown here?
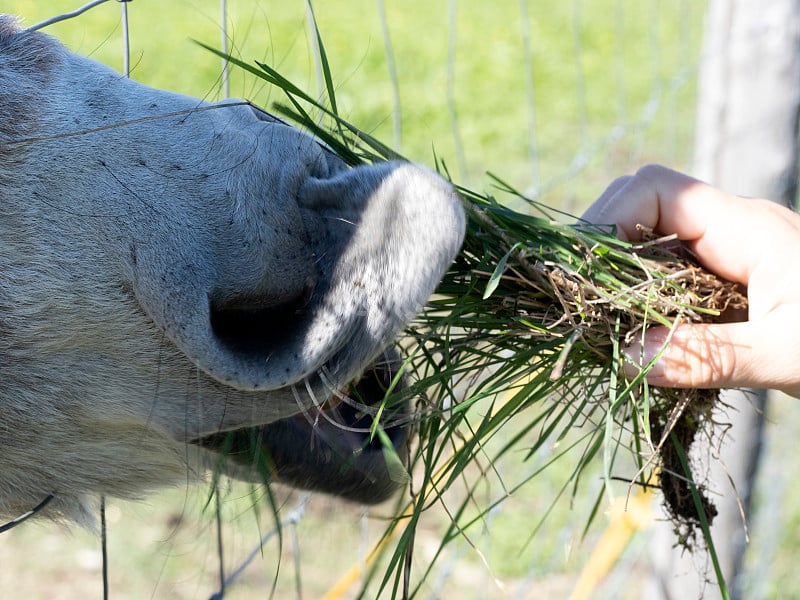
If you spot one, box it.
[11,0,704,201]
[3,2,715,598]
[205,23,742,595]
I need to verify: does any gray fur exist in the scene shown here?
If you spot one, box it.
[0,16,465,522]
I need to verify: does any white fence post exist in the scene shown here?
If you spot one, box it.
[646,1,800,598]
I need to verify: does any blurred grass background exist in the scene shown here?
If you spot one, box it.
[7,0,702,206]
[10,1,797,599]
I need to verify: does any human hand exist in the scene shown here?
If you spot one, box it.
[582,164,800,398]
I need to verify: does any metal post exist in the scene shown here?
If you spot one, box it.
[118,0,131,78]
[221,0,230,98]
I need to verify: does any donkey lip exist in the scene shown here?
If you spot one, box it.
[193,358,409,504]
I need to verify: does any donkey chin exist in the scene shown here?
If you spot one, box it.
[0,15,465,523]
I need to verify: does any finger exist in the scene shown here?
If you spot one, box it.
[587,164,800,286]
[581,175,634,231]
[591,164,722,242]
[623,313,800,396]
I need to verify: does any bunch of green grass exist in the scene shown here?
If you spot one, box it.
[394,176,742,597]
[201,37,745,599]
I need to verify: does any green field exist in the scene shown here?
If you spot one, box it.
[8,0,703,207]
[2,2,714,598]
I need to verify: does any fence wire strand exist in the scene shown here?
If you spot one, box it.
[220,0,230,98]
[7,2,727,599]
[24,0,112,32]
[120,0,130,77]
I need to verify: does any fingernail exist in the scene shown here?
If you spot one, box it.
[623,330,669,381]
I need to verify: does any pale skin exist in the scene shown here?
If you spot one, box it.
[582,164,800,398]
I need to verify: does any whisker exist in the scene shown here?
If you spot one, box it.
[8,102,253,146]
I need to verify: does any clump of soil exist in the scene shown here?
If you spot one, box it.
[649,388,720,549]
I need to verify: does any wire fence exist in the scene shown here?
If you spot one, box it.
[8,2,791,599]
[19,0,704,204]
[6,1,702,598]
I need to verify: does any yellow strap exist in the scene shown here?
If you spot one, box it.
[569,476,656,600]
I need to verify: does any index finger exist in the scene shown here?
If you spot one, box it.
[582,164,791,286]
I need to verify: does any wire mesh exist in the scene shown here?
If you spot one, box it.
[5,2,790,599]
[4,2,700,598]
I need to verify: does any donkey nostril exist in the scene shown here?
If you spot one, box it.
[209,284,314,356]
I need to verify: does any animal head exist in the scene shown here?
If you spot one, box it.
[0,16,465,522]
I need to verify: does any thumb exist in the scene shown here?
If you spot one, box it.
[623,319,790,393]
